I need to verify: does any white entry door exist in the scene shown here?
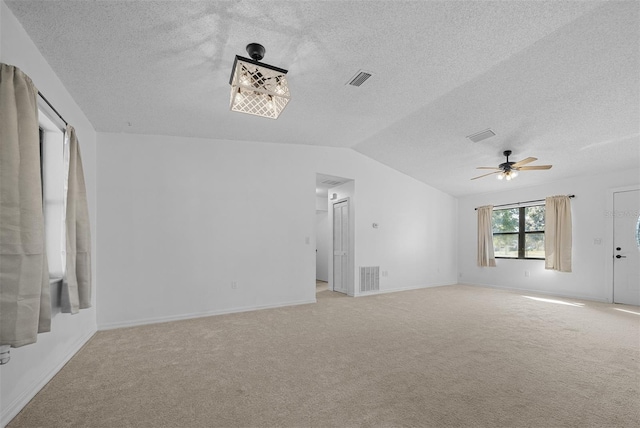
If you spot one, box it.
[333,200,349,294]
[613,189,640,306]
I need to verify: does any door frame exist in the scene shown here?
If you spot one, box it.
[606,185,640,303]
[329,197,353,295]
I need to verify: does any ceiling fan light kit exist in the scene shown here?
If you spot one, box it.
[497,169,518,180]
[471,150,552,181]
[229,43,290,119]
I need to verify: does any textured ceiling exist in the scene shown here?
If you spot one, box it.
[6,0,639,196]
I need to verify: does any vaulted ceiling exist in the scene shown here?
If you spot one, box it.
[6,0,639,196]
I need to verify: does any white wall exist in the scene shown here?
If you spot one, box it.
[315,195,328,211]
[352,162,459,295]
[96,133,458,328]
[315,195,329,281]
[0,2,98,426]
[458,168,640,302]
[315,211,329,282]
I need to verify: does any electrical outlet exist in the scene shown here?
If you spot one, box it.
[231,281,237,289]
[524,271,530,277]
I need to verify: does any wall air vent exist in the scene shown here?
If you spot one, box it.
[466,129,496,143]
[347,70,373,87]
[359,266,380,292]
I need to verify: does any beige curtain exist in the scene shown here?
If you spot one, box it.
[61,125,92,313]
[545,195,572,272]
[477,205,496,267]
[0,64,51,347]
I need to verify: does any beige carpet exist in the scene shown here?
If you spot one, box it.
[316,280,329,293]
[8,285,640,427]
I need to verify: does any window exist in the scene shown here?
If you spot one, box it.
[38,104,66,279]
[492,205,545,259]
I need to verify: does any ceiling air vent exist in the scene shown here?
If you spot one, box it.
[347,70,373,87]
[466,129,496,143]
[321,179,345,186]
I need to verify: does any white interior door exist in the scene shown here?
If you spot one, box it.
[333,200,349,294]
[613,189,640,306]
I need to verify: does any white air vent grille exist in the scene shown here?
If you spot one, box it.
[360,266,380,292]
[347,71,373,87]
[322,179,344,186]
[467,129,496,143]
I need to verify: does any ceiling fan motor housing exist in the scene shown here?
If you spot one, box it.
[500,150,514,170]
[499,161,516,171]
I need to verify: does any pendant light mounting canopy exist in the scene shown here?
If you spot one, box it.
[246,43,265,61]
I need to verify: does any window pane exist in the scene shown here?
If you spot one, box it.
[492,209,519,233]
[39,112,66,279]
[525,206,545,231]
[525,233,545,258]
[494,234,518,258]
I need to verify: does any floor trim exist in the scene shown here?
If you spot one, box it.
[1,328,96,427]
[98,298,317,331]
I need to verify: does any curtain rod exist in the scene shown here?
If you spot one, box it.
[38,91,68,126]
[474,195,575,210]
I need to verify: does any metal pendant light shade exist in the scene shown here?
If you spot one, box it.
[229,43,290,119]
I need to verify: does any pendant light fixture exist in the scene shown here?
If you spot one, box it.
[229,43,290,119]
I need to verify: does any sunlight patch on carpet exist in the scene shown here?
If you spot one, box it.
[613,308,640,315]
[523,296,585,307]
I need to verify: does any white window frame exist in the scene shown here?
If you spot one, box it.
[38,100,67,281]
[492,204,546,260]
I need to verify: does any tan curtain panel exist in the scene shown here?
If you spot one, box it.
[477,205,496,267]
[545,195,572,272]
[0,64,51,347]
[61,125,92,313]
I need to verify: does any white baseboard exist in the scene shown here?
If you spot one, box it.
[1,328,96,428]
[98,298,317,331]
[459,282,609,303]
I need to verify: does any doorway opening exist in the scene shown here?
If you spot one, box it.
[315,173,354,296]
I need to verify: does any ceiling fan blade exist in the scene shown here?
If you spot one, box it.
[471,171,501,180]
[476,166,502,170]
[517,165,552,170]
[512,157,537,167]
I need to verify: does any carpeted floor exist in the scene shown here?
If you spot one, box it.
[316,280,329,293]
[8,284,640,427]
